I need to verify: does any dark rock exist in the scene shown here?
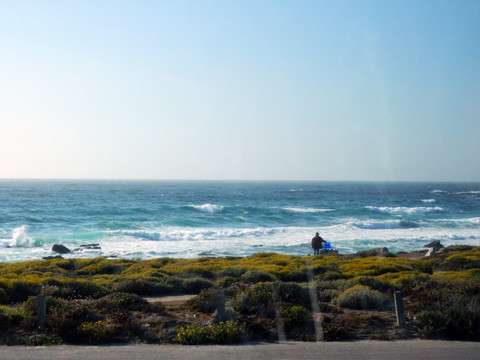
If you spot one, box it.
[42,255,63,260]
[52,244,71,254]
[74,243,101,251]
[423,240,444,249]
[198,250,214,256]
[319,249,338,254]
[354,247,390,257]
[81,243,101,249]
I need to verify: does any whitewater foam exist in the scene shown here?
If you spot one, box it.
[2,226,37,247]
[282,207,334,213]
[186,204,224,213]
[119,227,280,242]
[365,206,443,215]
[430,189,448,194]
[1,181,479,262]
[434,217,480,226]
[351,220,420,230]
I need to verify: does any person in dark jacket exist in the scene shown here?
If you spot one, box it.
[311,232,326,255]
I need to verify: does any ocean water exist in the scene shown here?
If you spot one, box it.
[1,180,479,263]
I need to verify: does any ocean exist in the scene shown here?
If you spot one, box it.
[1,180,479,263]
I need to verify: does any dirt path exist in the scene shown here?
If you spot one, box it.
[142,294,197,307]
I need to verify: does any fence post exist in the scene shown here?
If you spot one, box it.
[394,291,406,328]
[37,294,46,328]
[216,292,226,322]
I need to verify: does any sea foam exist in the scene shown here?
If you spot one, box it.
[365,206,443,215]
[4,226,37,247]
[283,207,334,213]
[186,204,224,213]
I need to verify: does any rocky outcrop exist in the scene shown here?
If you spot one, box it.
[74,244,101,251]
[353,247,390,258]
[52,244,72,254]
[423,240,444,257]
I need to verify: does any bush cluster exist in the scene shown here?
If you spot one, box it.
[176,321,245,344]
[0,246,479,344]
[77,320,110,344]
[281,305,310,327]
[333,285,391,310]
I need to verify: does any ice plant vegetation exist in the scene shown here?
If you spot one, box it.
[0,245,479,344]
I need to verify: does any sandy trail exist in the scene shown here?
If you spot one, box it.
[142,294,197,307]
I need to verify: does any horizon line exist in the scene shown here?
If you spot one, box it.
[0,177,479,183]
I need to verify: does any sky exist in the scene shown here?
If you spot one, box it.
[1,0,479,181]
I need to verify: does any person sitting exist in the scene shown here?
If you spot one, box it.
[311,232,326,255]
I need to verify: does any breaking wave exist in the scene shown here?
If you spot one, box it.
[185,204,224,213]
[430,189,448,194]
[365,206,443,215]
[0,226,37,247]
[352,220,420,230]
[120,227,280,242]
[282,207,334,213]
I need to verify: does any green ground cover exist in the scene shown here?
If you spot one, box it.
[0,246,479,345]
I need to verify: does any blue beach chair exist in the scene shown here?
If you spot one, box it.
[319,242,332,254]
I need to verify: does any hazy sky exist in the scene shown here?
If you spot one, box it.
[1,0,479,181]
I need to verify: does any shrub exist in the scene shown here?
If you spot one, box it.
[215,277,236,289]
[25,334,62,346]
[0,306,35,329]
[54,259,75,271]
[46,299,92,338]
[183,288,217,313]
[416,303,480,340]
[182,278,214,294]
[164,277,184,294]
[333,285,391,310]
[6,280,39,302]
[281,305,310,327]
[175,323,208,344]
[207,321,245,344]
[78,320,110,344]
[317,289,341,302]
[316,279,353,292]
[76,260,125,275]
[218,266,248,278]
[275,282,309,306]
[241,270,276,283]
[0,287,8,303]
[94,292,154,312]
[416,310,448,338]
[115,278,170,296]
[432,250,480,271]
[233,283,276,318]
[106,310,140,337]
[317,271,347,281]
[412,260,433,274]
[41,279,109,300]
[355,276,395,293]
[176,321,245,344]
